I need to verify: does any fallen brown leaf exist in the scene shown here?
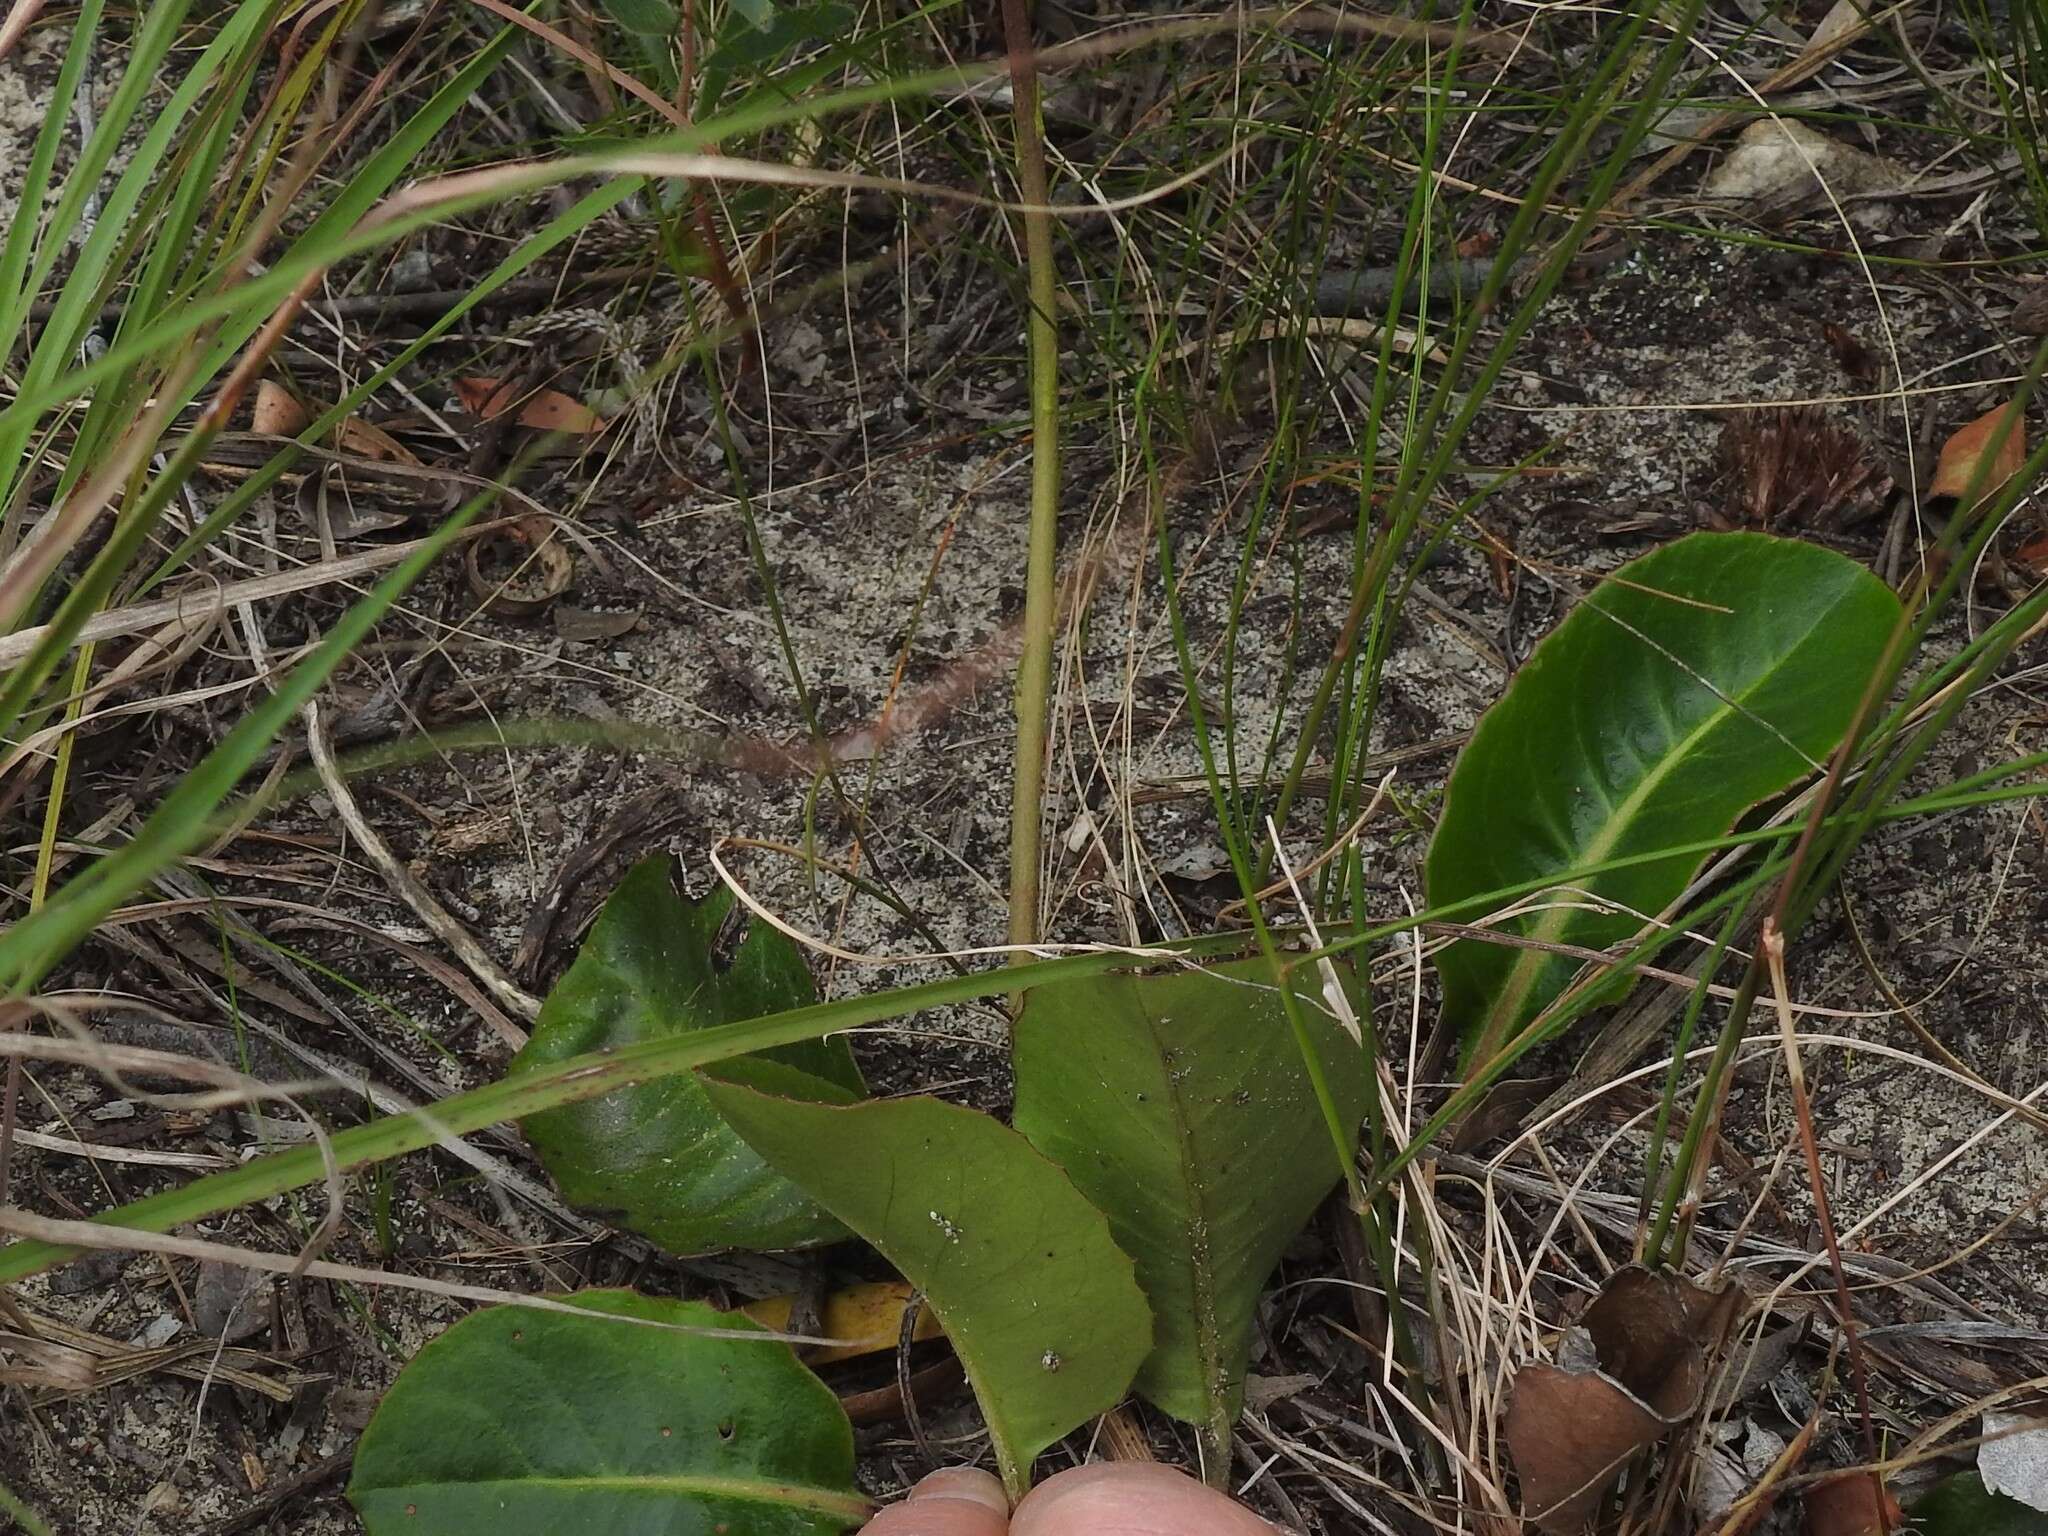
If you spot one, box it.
[251,379,309,436]
[1700,120,1905,222]
[454,376,608,435]
[1805,1470,1901,1536]
[1505,1265,1738,1532]
[463,515,575,618]
[334,415,421,465]
[551,604,642,643]
[1931,401,2028,509]
[2013,284,2048,337]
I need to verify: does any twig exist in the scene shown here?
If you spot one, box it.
[0,0,49,61]
[302,701,540,1029]
[1762,920,1883,1491]
[206,1450,354,1535]
[896,1285,934,1468]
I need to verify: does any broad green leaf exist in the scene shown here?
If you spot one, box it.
[349,1290,869,1535]
[1426,531,1901,1068]
[600,0,681,94]
[606,0,679,34]
[510,857,865,1253]
[1912,1472,2048,1534]
[0,945,1232,1286]
[1010,957,1367,1447]
[698,1,852,110]
[701,1070,1153,1498]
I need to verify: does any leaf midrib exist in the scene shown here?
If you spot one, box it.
[1143,998,1226,1437]
[360,1471,870,1519]
[1473,583,1856,1059]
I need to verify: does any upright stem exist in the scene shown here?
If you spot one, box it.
[999,0,1061,957]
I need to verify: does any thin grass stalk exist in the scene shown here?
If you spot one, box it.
[0,466,508,990]
[0,0,260,520]
[1635,892,1753,1261]
[1798,433,2048,919]
[0,1477,51,1536]
[140,175,643,595]
[1263,0,1706,884]
[1762,919,1882,1476]
[0,644,93,1199]
[1139,390,1429,1465]
[0,0,105,394]
[998,0,1062,955]
[1360,852,1790,1204]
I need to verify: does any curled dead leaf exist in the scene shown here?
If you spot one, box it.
[1700,120,1905,222]
[334,415,421,465]
[464,515,575,618]
[251,379,309,436]
[1505,1265,1738,1532]
[1931,401,2028,510]
[454,376,608,435]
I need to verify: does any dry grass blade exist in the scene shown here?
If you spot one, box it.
[0,362,197,631]
[0,1209,840,1348]
[302,701,540,1030]
[0,517,519,672]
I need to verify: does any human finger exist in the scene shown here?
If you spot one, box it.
[859,1467,1010,1536]
[1011,1462,1277,1536]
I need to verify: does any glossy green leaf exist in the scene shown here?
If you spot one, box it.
[350,1290,869,1535]
[701,1068,1153,1498]
[1427,531,1901,1067]
[1912,1472,2048,1534]
[1011,957,1367,1448]
[510,857,865,1253]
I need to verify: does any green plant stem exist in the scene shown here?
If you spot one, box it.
[998,0,1062,958]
